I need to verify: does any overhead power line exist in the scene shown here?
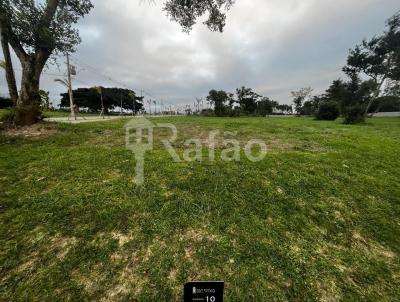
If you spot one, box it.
[69,55,167,104]
[69,55,139,91]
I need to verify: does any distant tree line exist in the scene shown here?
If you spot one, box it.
[0,96,14,109]
[293,12,400,123]
[292,78,399,123]
[60,87,144,113]
[205,86,292,117]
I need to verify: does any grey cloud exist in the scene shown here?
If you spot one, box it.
[1,0,399,105]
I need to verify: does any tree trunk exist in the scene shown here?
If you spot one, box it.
[365,89,381,116]
[365,77,386,116]
[15,57,43,125]
[0,29,18,103]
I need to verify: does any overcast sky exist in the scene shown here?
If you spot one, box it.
[0,0,399,107]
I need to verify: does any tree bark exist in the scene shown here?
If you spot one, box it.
[1,0,57,125]
[0,28,18,103]
[15,57,44,125]
[365,77,386,116]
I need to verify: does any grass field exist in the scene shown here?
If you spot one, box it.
[0,109,90,119]
[0,109,114,119]
[0,116,399,301]
[42,111,127,118]
[41,110,91,118]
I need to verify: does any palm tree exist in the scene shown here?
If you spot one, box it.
[94,86,105,118]
[54,78,69,88]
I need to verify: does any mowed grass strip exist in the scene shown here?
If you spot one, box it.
[0,116,399,301]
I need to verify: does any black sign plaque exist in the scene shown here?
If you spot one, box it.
[184,281,224,302]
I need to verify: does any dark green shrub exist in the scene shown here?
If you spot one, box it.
[228,107,243,117]
[316,101,340,120]
[343,104,365,124]
[368,96,400,113]
[0,108,16,124]
[201,109,214,117]
[0,97,13,109]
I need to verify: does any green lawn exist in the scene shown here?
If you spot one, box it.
[0,116,399,301]
[0,109,98,119]
[42,111,124,118]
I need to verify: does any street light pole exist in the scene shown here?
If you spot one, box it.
[66,54,76,120]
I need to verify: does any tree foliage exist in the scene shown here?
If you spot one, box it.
[343,104,366,124]
[206,89,230,116]
[368,95,400,113]
[0,0,235,125]
[206,87,289,117]
[256,97,274,116]
[313,76,377,123]
[0,0,93,57]
[302,96,323,116]
[60,87,144,113]
[291,87,313,115]
[344,11,400,113]
[164,0,235,33]
[39,90,50,110]
[316,101,340,121]
[0,0,94,124]
[235,86,261,114]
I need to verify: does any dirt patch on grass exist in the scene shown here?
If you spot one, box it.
[266,138,295,151]
[111,231,134,247]
[293,140,331,152]
[352,231,396,261]
[49,234,78,260]
[72,264,106,295]
[92,231,135,248]
[85,129,123,148]
[315,278,341,302]
[3,123,58,138]
[16,251,40,273]
[15,232,77,275]
[102,228,220,300]
[178,227,220,242]
[101,263,147,301]
[103,170,124,183]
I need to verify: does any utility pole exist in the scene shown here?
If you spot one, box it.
[120,94,123,116]
[147,99,152,116]
[100,90,105,119]
[135,89,142,116]
[66,54,76,120]
[132,95,135,116]
[95,86,105,119]
[128,91,135,116]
